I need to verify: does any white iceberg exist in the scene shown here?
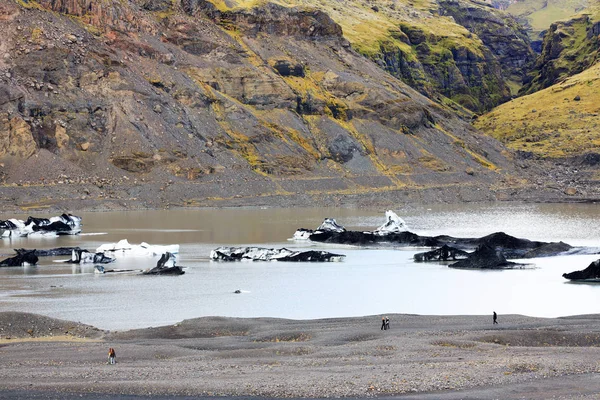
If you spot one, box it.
[96,239,179,258]
[372,210,408,236]
[291,218,345,240]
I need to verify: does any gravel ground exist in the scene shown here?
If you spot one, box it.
[2,312,600,398]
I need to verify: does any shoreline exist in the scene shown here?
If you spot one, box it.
[2,312,600,398]
[0,183,598,216]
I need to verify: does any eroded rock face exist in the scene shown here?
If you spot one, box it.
[370,0,535,113]
[35,0,146,32]
[0,116,37,158]
[438,0,535,88]
[0,0,532,209]
[209,3,344,38]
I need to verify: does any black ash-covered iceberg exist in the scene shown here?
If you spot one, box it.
[563,260,600,282]
[293,212,588,259]
[66,249,115,264]
[142,252,185,275]
[210,247,345,262]
[414,245,469,262]
[448,244,530,269]
[293,218,346,240]
[0,249,38,267]
[293,210,407,241]
[22,247,83,257]
[0,214,82,237]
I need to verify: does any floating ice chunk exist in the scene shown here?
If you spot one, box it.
[292,229,313,240]
[68,249,115,264]
[210,246,345,262]
[0,214,82,237]
[373,210,408,236]
[96,239,179,257]
[316,218,346,233]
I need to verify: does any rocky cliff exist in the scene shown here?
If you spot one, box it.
[520,13,600,95]
[0,0,555,211]
[438,0,535,97]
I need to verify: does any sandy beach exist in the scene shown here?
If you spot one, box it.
[1,312,600,399]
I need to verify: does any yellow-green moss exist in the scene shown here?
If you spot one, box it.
[476,62,600,159]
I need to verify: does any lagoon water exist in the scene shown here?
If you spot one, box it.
[0,203,599,330]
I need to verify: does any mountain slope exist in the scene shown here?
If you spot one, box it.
[0,0,534,211]
[475,62,600,160]
[199,0,535,112]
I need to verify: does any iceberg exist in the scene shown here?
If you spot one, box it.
[96,239,179,258]
[210,246,345,262]
[292,210,407,241]
[0,214,82,237]
[142,252,185,275]
[292,218,346,240]
[67,249,115,264]
[373,210,408,235]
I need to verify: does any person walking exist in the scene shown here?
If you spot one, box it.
[381,316,386,330]
[108,347,116,364]
[385,316,390,330]
[493,311,498,325]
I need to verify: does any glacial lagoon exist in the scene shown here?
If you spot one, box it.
[0,203,599,330]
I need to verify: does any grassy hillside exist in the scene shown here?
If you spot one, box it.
[507,0,590,32]
[475,62,600,158]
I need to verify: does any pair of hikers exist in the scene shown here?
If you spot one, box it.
[108,347,116,364]
[380,316,390,330]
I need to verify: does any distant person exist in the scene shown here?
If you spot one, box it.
[385,316,390,330]
[381,316,386,330]
[108,347,116,364]
[493,311,498,325]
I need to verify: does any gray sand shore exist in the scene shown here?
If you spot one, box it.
[1,312,600,398]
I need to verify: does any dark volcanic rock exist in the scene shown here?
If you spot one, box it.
[563,260,600,281]
[414,245,469,262]
[438,0,535,87]
[272,60,306,77]
[449,244,524,269]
